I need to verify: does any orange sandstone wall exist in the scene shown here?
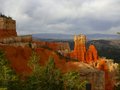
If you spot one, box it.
[0,45,78,75]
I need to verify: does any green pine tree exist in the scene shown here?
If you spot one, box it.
[63,71,87,90]
[0,50,19,90]
[26,54,64,90]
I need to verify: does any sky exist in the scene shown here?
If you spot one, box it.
[0,0,120,35]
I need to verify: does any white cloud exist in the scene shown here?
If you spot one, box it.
[107,26,120,34]
[0,0,120,35]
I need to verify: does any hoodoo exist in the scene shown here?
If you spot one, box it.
[71,34,86,61]
[86,45,98,63]
[70,34,98,63]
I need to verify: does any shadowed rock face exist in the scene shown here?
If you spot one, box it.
[70,34,98,63]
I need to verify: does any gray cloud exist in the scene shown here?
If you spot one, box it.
[0,0,120,35]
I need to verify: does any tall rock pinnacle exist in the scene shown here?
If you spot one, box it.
[71,34,86,61]
[70,34,98,62]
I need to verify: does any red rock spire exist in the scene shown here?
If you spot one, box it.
[71,34,86,61]
[71,34,98,63]
[86,45,98,63]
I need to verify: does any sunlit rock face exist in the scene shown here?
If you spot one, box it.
[70,34,98,63]
[70,34,86,61]
[86,45,98,63]
[0,16,17,38]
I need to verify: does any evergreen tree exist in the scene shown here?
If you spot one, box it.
[26,53,63,90]
[0,50,19,90]
[43,57,64,90]
[63,71,87,90]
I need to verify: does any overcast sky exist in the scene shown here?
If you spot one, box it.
[0,0,120,35]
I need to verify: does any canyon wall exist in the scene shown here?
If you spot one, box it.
[34,40,70,52]
[0,45,105,90]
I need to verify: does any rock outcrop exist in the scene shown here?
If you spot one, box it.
[0,16,17,38]
[70,34,86,61]
[70,34,98,63]
[86,45,98,63]
[97,58,119,90]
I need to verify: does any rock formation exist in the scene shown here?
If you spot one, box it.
[97,58,119,90]
[33,40,70,53]
[86,45,98,63]
[0,15,17,38]
[70,34,98,63]
[70,34,86,61]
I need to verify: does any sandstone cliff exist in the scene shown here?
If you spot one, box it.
[0,16,17,38]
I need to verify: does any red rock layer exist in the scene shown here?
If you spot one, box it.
[0,45,32,76]
[70,35,86,61]
[0,29,17,38]
[0,45,79,75]
[33,41,70,51]
[71,44,86,61]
